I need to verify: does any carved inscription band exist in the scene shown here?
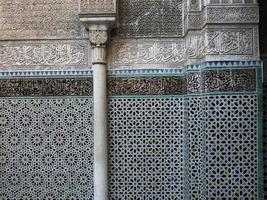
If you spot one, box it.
[0,69,256,97]
[0,78,93,97]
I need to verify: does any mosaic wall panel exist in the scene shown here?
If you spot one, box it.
[108,64,261,199]
[0,97,94,199]
[108,97,187,199]
[118,0,183,38]
[187,96,206,199]
[205,95,258,199]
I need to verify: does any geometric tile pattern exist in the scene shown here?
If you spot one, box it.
[205,95,258,199]
[108,94,260,199]
[108,97,187,199]
[0,98,93,200]
[187,97,206,199]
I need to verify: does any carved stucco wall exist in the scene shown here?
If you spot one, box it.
[0,0,260,71]
[0,0,264,199]
[0,0,90,72]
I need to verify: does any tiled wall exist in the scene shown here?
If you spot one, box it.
[0,75,94,199]
[107,61,262,199]
[0,61,263,199]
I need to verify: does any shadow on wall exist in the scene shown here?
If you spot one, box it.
[263,83,267,199]
[259,0,267,197]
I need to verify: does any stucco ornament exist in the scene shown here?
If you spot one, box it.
[89,30,108,47]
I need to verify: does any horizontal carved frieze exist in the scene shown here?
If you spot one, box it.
[108,76,186,96]
[109,68,256,96]
[110,27,257,69]
[0,68,256,97]
[0,78,93,97]
[0,41,90,71]
[187,69,256,93]
[110,36,205,69]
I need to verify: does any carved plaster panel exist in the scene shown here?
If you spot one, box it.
[189,0,201,11]
[208,0,256,5]
[185,5,259,32]
[0,0,87,39]
[206,28,253,55]
[109,36,204,69]
[79,0,116,14]
[118,0,184,38]
[0,40,91,71]
[206,6,259,24]
[205,25,259,61]
[109,26,258,69]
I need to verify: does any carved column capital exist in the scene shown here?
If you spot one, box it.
[89,30,108,48]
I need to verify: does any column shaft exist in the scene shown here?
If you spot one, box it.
[93,62,108,200]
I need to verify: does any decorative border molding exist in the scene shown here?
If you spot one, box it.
[108,76,186,96]
[0,60,260,77]
[109,26,259,70]
[107,65,257,96]
[0,78,93,97]
[0,40,91,71]
[0,62,260,97]
[0,70,93,78]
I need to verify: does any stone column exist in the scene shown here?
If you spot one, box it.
[89,28,109,200]
[79,1,117,198]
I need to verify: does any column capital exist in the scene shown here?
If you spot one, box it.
[78,0,117,41]
[89,30,108,48]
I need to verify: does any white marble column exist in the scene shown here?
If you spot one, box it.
[89,30,109,200]
[78,2,116,198]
